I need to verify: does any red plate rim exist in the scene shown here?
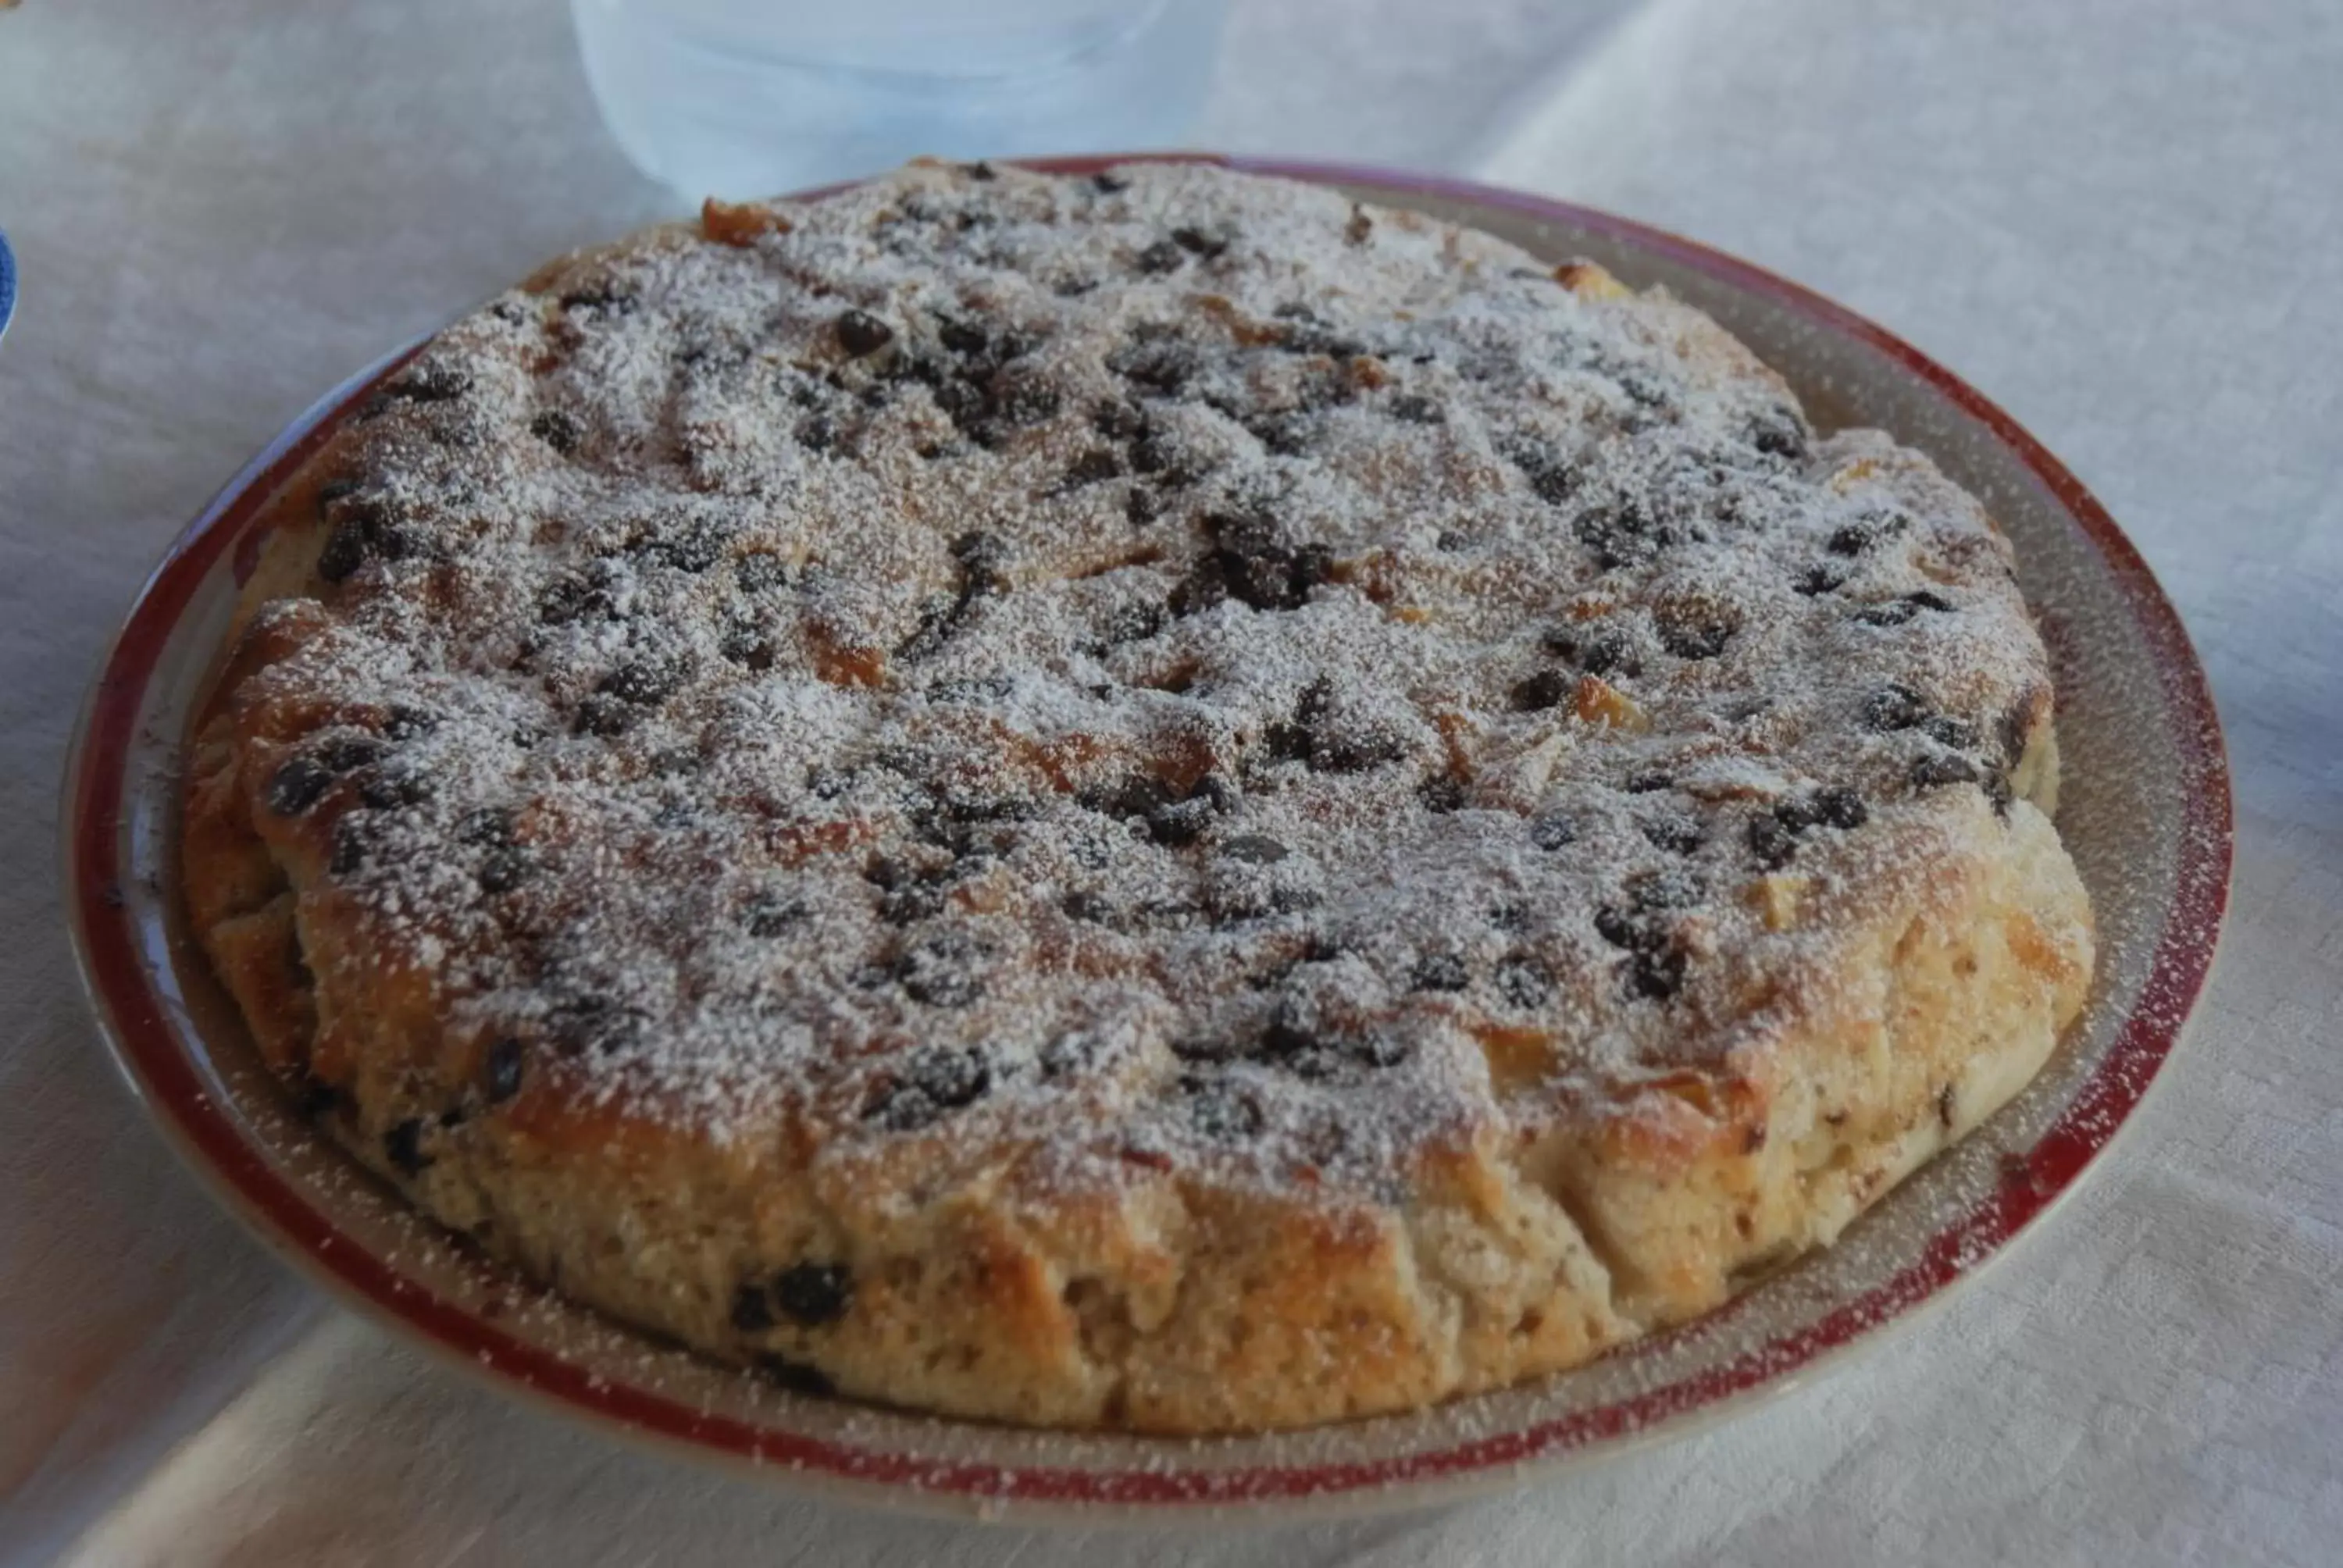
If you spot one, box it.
[61,154,2233,1511]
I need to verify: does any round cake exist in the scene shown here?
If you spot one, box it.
[182,159,2094,1433]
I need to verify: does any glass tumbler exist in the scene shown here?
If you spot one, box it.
[571,0,1230,198]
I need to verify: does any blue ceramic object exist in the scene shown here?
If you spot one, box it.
[0,230,16,346]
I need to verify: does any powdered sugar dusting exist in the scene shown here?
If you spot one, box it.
[236,160,2054,1203]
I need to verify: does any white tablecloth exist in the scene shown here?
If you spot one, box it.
[3,2,2338,1562]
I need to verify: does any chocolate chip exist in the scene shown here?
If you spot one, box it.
[1220,834,1289,865]
[1747,813,1798,869]
[1419,775,1467,813]
[1631,868,1705,911]
[315,494,409,583]
[1091,171,1130,194]
[476,845,530,893]
[1640,812,1703,853]
[937,317,993,358]
[1510,669,1572,712]
[833,309,894,356]
[744,893,806,936]
[520,409,580,457]
[1616,372,1674,411]
[310,736,383,778]
[1594,906,1644,950]
[736,551,790,593]
[1260,718,1312,764]
[1826,524,1875,557]
[637,519,731,574]
[1039,1031,1100,1078]
[1162,554,1225,619]
[537,567,619,625]
[897,932,985,1007]
[1811,786,1868,830]
[1862,682,1930,732]
[756,1353,833,1396]
[385,1117,430,1177]
[1089,598,1164,650]
[558,283,637,315]
[1412,952,1470,992]
[294,1074,343,1121]
[1625,771,1674,794]
[1747,408,1808,459]
[1655,607,1735,660]
[1093,400,1147,440]
[1509,442,1578,506]
[1246,412,1312,456]
[1910,752,1980,789]
[1259,995,1324,1063]
[573,693,634,736]
[1121,433,1173,481]
[1495,954,1553,1008]
[1530,812,1577,850]
[266,755,333,815]
[928,376,987,434]
[1905,590,1956,614]
[599,654,690,707]
[772,1262,853,1326]
[1313,722,1405,774]
[1206,523,1331,613]
[1108,339,1200,396]
[867,1044,990,1126]
[1793,565,1846,597]
[1172,224,1231,258]
[380,704,437,742]
[1125,486,1166,526]
[795,413,838,452]
[986,372,1063,428]
[1853,599,1920,627]
[1058,447,1125,490]
[1061,889,1116,925]
[1627,944,1688,1000]
[477,1038,524,1105]
[1142,776,1232,847]
[1089,772,1172,823]
[1387,394,1443,425]
[1135,238,1185,273]
[895,595,969,662]
[1922,715,1979,749]
[731,1282,776,1333]
[1983,769,2016,815]
[1575,629,1638,678]
[383,361,471,404]
[456,807,515,846]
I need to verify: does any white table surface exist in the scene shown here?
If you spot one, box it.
[3,1,2339,1563]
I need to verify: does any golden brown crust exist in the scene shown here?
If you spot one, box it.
[180,162,2092,1432]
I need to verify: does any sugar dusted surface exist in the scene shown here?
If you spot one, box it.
[247,160,2053,1207]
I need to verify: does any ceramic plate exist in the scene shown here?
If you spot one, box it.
[62,157,2230,1522]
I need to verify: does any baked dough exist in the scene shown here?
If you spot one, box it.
[182,160,2093,1432]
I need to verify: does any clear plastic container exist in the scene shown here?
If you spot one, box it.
[570,0,1229,199]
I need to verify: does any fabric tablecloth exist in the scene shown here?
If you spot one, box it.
[3,1,2338,1562]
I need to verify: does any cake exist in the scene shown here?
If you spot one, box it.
[181,159,2094,1432]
